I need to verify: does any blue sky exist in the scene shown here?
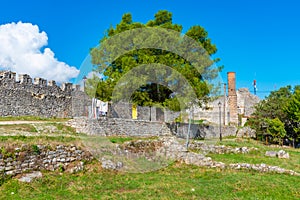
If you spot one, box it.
[1,0,300,98]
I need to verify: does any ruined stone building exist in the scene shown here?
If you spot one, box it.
[0,70,259,125]
[193,72,260,126]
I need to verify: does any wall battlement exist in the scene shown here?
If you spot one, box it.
[0,71,90,118]
[0,71,80,93]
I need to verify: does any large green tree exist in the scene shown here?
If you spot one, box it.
[265,118,286,145]
[247,85,300,146]
[88,10,222,111]
[284,87,300,146]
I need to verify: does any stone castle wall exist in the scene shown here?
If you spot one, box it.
[0,71,90,118]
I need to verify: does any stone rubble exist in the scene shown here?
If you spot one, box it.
[265,151,277,157]
[1,136,297,177]
[277,150,290,159]
[265,150,290,159]
[189,141,258,154]
[96,136,299,176]
[101,157,123,170]
[229,163,299,176]
[18,171,42,183]
[0,144,93,177]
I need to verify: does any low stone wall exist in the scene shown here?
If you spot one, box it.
[189,141,258,154]
[67,118,237,139]
[0,144,93,177]
[168,122,237,139]
[108,102,179,122]
[66,117,172,137]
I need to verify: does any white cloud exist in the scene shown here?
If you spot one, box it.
[86,71,103,79]
[0,21,79,83]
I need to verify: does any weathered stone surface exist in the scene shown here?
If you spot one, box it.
[68,162,85,173]
[95,136,298,176]
[229,163,299,176]
[168,122,237,139]
[265,150,290,159]
[67,117,238,140]
[67,117,172,137]
[189,141,258,154]
[101,158,123,170]
[236,126,256,138]
[0,71,91,118]
[265,151,277,157]
[237,88,260,117]
[0,144,93,177]
[277,150,290,159]
[18,171,42,183]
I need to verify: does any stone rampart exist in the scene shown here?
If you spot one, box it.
[0,71,90,118]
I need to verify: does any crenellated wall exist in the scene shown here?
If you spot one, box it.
[0,71,91,118]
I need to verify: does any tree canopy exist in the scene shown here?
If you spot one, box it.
[247,85,300,146]
[87,10,222,111]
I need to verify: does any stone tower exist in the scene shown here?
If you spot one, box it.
[227,72,238,125]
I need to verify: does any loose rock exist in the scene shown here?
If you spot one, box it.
[18,171,42,183]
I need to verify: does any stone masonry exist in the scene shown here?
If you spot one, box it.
[0,144,93,177]
[227,72,238,125]
[0,71,91,118]
[66,117,172,137]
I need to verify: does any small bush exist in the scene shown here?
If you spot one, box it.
[31,145,40,155]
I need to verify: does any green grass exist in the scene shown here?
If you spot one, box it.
[209,151,300,172]
[0,124,38,133]
[0,116,70,122]
[216,139,260,148]
[191,119,204,124]
[107,136,159,144]
[0,125,299,199]
[207,139,300,173]
[109,136,133,144]
[0,163,299,199]
[0,122,85,146]
[36,122,80,136]
[0,135,79,145]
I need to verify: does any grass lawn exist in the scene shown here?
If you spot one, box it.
[0,162,299,200]
[0,116,69,122]
[0,124,38,133]
[0,119,299,199]
[210,139,300,173]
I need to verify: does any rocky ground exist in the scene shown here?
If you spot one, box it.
[93,136,299,176]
